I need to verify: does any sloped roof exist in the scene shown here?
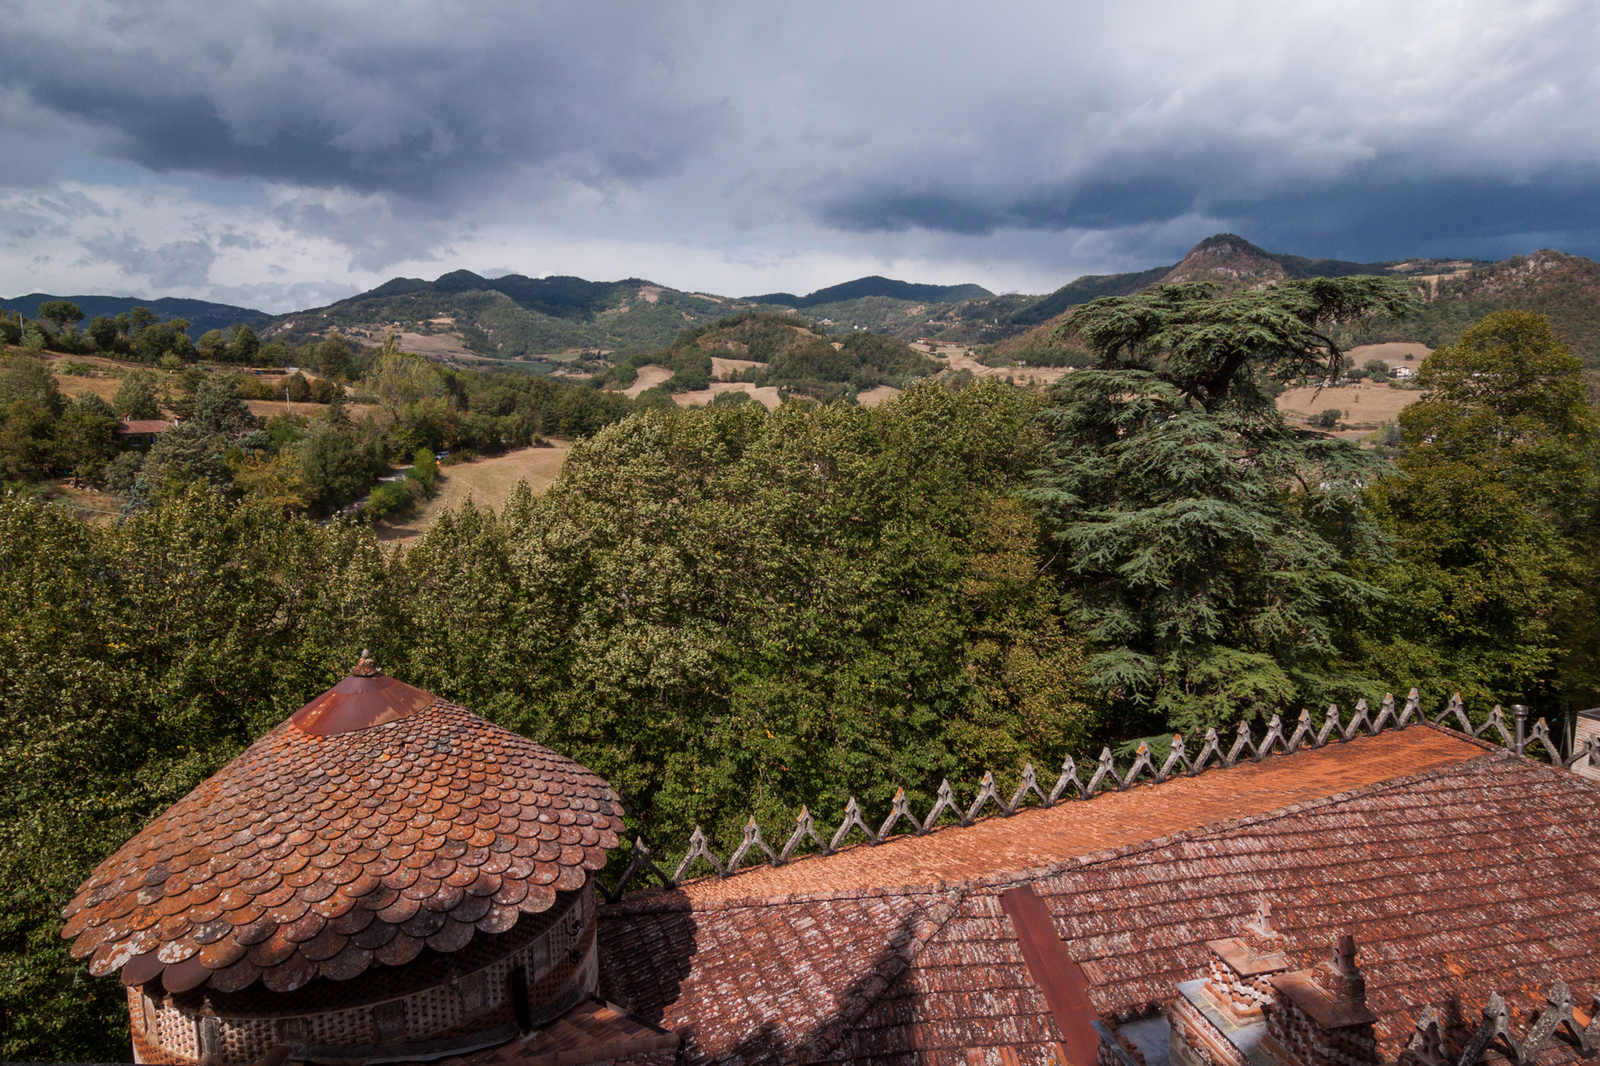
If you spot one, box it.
[115,418,171,434]
[62,667,624,996]
[597,728,1600,1066]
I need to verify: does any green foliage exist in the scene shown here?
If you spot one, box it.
[1030,278,1414,733]
[316,332,352,379]
[364,337,443,419]
[232,324,261,363]
[85,316,119,352]
[0,493,390,1060]
[36,301,83,329]
[298,424,382,512]
[0,358,66,483]
[408,447,437,492]
[132,318,195,363]
[111,370,161,420]
[596,312,939,402]
[54,395,119,483]
[1364,311,1599,709]
[0,384,1101,1060]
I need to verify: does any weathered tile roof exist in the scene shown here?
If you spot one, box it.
[61,668,624,997]
[115,418,172,434]
[597,728,1600,1066]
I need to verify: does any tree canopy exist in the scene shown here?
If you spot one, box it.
[1365,311,1599,709]
[1029,278,1415,732]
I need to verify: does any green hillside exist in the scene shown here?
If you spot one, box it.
[0,294,267,337]
[1332,251,1600,366]
[748,275,992,307]
[254,271,1004,365]
[592,311,941,403]
[261,272,744,363]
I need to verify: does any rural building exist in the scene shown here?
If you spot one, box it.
[116,418,173,446]
[63,664,1600,1066]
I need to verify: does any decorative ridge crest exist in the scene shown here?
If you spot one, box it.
[600,689,1590,902]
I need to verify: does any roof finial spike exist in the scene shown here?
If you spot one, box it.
[352,649,381,677]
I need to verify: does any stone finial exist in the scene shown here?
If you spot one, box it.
[1242,898,1286,951]
[1319,934,1366,1002]
[351,648,381,677]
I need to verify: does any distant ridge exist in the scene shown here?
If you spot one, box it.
[0,294,268,336]
[748,275,993,308]
[359,271,647,320]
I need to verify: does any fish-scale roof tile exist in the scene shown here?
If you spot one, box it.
[63,669,622,995]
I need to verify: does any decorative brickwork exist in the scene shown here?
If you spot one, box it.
[131,884,597,1065]
[1261,937,1380,1066]
[1203,903,1289,1023]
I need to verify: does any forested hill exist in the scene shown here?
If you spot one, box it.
[1338,250,1600,365]
[936,234,1478,343]
[252,270,1001,367]
[0,294,268,337]
[970,237,1600,369]
[21,236,1600,367]
[747,275,993,308]
[362,270,648,318]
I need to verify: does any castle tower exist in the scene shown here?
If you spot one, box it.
[61,654,625,1065]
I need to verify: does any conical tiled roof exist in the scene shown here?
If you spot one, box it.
[61,657,623,995]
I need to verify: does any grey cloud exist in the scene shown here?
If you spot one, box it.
[78,234,219,290]
[6,0,1600,291]
[268,193,456,273]
[1,2,727,201]
[204,277,363,311]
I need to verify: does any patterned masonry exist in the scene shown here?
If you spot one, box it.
[602,691,1591,901]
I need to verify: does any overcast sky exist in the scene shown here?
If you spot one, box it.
[2,0,1598,312]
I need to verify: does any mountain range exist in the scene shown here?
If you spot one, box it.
[9,234,1600,367]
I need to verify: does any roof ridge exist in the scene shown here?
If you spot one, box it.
[601,694,1587,909]
[600,747,1509,916]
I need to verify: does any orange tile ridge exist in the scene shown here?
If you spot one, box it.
[604,692,1586,909]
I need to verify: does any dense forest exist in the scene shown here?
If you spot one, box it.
[2,280,1597,1059]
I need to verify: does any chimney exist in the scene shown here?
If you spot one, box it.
[1203,900,1291,1022]
[1164,902,1291,1066]
[1261,935,1380,1066]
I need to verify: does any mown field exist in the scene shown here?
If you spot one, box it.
[376,444,572,543]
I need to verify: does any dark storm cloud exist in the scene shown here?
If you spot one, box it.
[0,2,725,200]
[822,163,1600,262]
[5,0,1600,293]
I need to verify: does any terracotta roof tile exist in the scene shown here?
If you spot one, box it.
[63,670,623,995]
[600,732,1600,1066]
[624,728,1477,909]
